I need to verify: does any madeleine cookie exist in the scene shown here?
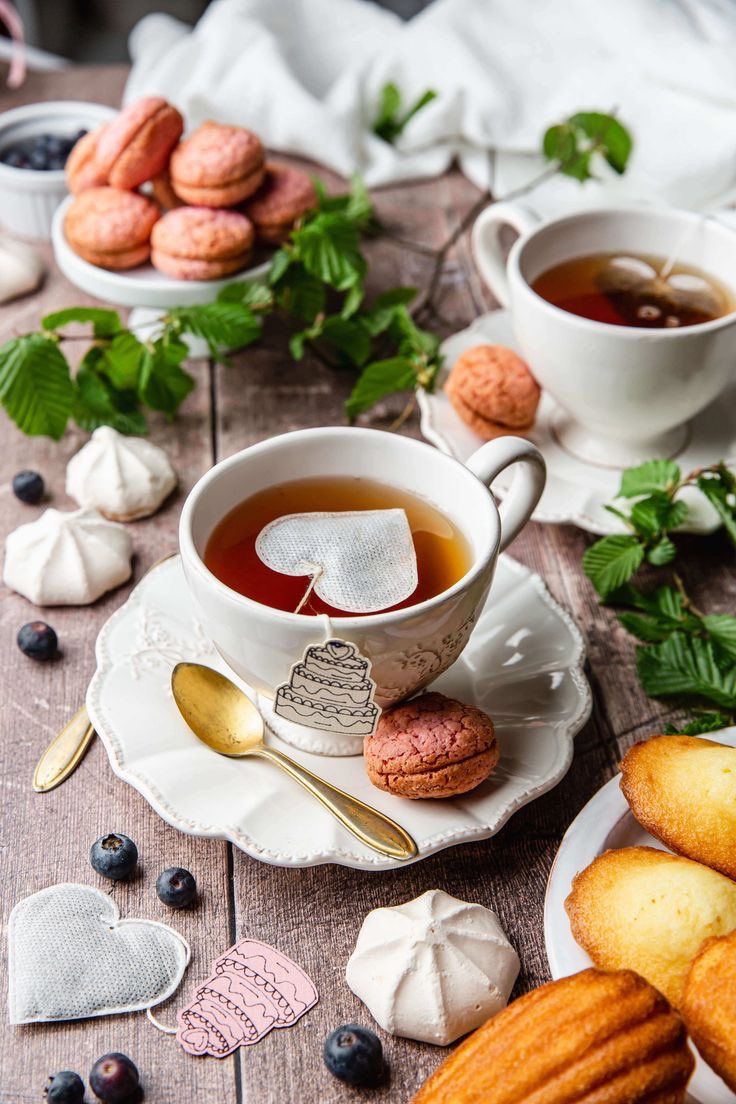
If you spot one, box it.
[681,930,736,1091]
[64,187,159,270]
[444,345,541,440]
[65,126,109,193]
[565,846,736,1007]
[414,968,694,1104]
[364,692,498,799]
[242,161,317,243]
[94,96,183,190]
[151,206,254,280]
[170,121,265,207]
[621,733,736,879]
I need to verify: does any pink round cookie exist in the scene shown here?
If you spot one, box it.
[444,344,541,440]
[64,186,159,270]
[151,206,254,280]
[65,126,109,194]
[364,691,498,799]
[170,121,265,208]
[95,96,183,190]
[242,161,317,243]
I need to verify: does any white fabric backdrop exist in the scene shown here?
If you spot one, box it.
[125,0,736,215]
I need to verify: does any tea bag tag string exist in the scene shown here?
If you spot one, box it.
[147,1006,178,1035]
[319,613,333,643]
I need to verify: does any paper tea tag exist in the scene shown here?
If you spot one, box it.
[255,509,418,613]
[273,638,381,736]
[177,938,318,1057]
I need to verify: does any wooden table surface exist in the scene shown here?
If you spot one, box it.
[1,65,733,1104]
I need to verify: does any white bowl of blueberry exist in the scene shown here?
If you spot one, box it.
[0,100,115,241]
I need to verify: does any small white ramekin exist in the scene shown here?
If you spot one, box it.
[0,100,116,241]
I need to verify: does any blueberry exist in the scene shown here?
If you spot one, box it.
[17,621,58,661]
[45,1071,85,1104]
[1,148,27,168]
[75,128,88,142]
[29,148,49,170]
[323,1024,384,1086]
[12,469,44,504]
[156,867,197,908]
[48,155,67,171]
[89,1053,139,1103]
[44,135,65,157]
[90,833,138,881]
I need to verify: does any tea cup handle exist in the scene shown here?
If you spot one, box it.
[471,201,540,307]
[466,436,546,551]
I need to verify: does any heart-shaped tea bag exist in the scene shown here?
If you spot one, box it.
[8,884,190,1024]
[256,509,418,613]
[597,255,726,326]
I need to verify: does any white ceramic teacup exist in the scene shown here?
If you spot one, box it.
[472,203,736,467]
[180,427,545,714]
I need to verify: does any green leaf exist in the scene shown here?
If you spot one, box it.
[42,306,121,337]
[542,124,576,165]
[345,357,418,419]
[582,534,645,597]
[697,471,736,544]
[139,338,195,416]
[292,212,366,291]
[363,287,418,336]
[274,266,326,322]
[101,331,146,391]
[664,712,733,736]
[0,334,74,440]
[372,82,402,141]
[637,633,736,710]
[268,248,292,285]
[320,316,372,366]
[619,459,680,498]
[73,356,146,436]
[569,112,633,174]
[170,302,262,352]
[703,614,736,661]
[646,536,677,565]
[216,281,273,311]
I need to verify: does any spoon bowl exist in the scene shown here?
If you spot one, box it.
[171,662,418,862]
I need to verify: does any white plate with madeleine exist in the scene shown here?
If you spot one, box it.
[545,728,736,1103]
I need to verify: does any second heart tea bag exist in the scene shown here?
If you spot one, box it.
[255,508,418,614]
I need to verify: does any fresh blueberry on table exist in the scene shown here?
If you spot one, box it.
[156,866,197,908]
[17,621,57,661]
[90,833,138,881]
[12,469,44,504]
[45,1070,85,1104]
[323,1023,384,1086]
[89,1053,139,1103]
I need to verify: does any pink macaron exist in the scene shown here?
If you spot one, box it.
[64,186,160,270]
[151,206,255,280]
[94,96,184,190]
[169,121,265,208]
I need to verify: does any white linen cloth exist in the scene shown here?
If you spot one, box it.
[126,0,736,216]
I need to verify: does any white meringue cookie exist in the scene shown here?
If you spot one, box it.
[0,238,44,305]
[3,507,133,606]
[66,427,177,521]
[346,889,520,1046]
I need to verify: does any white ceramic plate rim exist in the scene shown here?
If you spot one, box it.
[87,554,592,870]
[51,194,271,309]
[544,729,736,1104]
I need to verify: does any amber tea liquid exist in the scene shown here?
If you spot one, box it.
[204,476,472,617]
[531,252,733,329]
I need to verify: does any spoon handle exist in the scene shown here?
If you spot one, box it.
[254,746,418,861]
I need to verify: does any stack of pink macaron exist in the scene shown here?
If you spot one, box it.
[63,97,317,279]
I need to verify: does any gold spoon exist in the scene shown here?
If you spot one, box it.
[171,662,418,862]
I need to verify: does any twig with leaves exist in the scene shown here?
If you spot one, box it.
[583,459,736,733]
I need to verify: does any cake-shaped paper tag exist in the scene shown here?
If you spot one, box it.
[255,509,418,614]
[274,639,381,735]
[177,938,318,1057]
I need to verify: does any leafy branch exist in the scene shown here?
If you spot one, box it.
[582,459,736,731]
[371,82,438,144]
[0,109,633,439]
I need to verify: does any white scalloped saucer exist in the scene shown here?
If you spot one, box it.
[86,554,591,870]
[418,310,736,536]
[544,726,736,1104]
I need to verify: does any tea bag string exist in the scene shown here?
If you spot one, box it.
[319,613,334,643]
[147,1006,178,1035]
[660,212,714,279]
[293,562,323,614]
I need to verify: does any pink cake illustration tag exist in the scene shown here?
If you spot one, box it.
[273,638,381,736]
[177,938,318,1057]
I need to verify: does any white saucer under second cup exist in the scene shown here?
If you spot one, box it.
[418,310,736,536]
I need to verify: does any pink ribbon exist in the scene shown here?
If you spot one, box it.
[0,1,26,89]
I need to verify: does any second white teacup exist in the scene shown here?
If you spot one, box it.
[472,203,736,467]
